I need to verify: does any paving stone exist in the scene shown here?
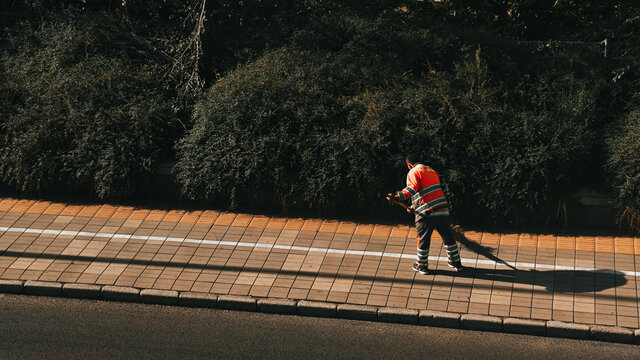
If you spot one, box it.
[419,310,461,328]
[378,307,419,324]
[140,289,179,305]
[337,304,378,322]
[257,298,298,314]
[0,279,24,294]
[24,280,63,297]
[590,325,634,344]
[4,195,640,343]
[102,286,140,302]
[546,321,590,340]
[62,283,102,299]
[178,292,218,308]
[503,318,546,336]
[461,314,503,332]
[217,295,257,311]
[297,300,337,318]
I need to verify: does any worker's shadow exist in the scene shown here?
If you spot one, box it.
[433,267,628,293]
[451,227,516,270]
[444,228,628,293]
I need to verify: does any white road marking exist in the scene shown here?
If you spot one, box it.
[0,226,637,277]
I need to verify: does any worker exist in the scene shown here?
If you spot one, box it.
[387,154,466,275]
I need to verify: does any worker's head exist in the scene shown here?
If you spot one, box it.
[405,153,420,170]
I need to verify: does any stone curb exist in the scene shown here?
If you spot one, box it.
[337,304,378,322]
[0,279,24,294]
[178,292,218,308]
[419,310,460,328]
[546,321,590,340]
[217,295,257,311]
[297,300,337,318]
[1,283,639,345]
[461,314,503,332]
[62,283,102,299]
[24,280,62,297]
[140,289,179,306]
[503,318,546,336]
[257,298,297,315]
[378,307,419,325]
[591,325,634,344]
[102,286,140,303]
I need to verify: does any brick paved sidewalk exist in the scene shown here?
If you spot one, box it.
[0,197,638,329]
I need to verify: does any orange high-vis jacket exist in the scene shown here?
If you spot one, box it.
[397,164,449,220]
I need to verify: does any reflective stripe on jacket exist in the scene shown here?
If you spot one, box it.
[397,164,449,220]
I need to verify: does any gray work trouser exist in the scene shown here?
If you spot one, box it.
[415,215,461,266]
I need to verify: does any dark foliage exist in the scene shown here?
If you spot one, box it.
[607,108,640,232]
[0,10,182,198]
[176,11,602,226]
[2,0,640,231]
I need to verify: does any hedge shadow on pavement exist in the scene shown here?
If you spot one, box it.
[0,251,629,298]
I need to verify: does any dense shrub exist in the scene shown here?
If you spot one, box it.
[607,109,640,232]
[175,48,397,213]
[2,1,640,231]
[175,9,600,226]
[395,51,599,225]
[0,10,182,197]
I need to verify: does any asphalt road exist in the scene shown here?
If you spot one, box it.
[1,294,639,360]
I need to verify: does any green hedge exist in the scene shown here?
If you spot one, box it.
[175,48,396,214]
[175,11,601,226]
[0,10,182,198]
[396,52,599,226]
[607,109,640,232]
[2,1,639,231]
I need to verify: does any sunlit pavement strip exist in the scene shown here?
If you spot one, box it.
[1,225,638,278]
